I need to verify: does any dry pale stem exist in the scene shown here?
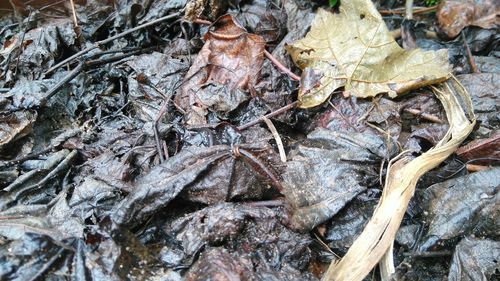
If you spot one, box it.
[322,78,476,281]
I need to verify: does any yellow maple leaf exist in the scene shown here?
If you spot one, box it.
[286,0,452,108]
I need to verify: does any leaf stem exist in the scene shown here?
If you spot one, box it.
[264,50,301,81]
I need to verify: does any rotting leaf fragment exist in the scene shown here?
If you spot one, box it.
[175,14,266,124]
[286,0,452,108]
[0,111,37,151]
[437,0,500,39]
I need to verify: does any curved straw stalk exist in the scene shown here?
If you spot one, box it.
[322,78,476,281]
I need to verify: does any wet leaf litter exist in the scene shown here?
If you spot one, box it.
[0,0,498,280]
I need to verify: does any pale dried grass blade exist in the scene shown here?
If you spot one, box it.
[262,116,287,163]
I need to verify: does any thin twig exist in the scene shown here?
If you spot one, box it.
[39,63,84,107]
[13,150,78,200]
[0,128,81,168]
[466,163,489,172]
[462,32,480,73]
[445,157,500,179]
[404,108,443,123]
[44,11,181,76]
[234,147,284,193]
[154,100,170,163]
[264,50,301,81]
[162,141,169,160]
[192,18,212,25]
[31,47,152,109]
[29,247,69,280]
[237,101,298,131]
[87,46,145,57]
[13,11,33,78]
[402,251,452,258]
[179,22,193,64]
[0,23,19,37]
[69,0,79,28]
[313,231,341,258]
[44,47,97,77]
[38,0,66,11]
[379,5,437,15]
[379,158,386,186]
[244,198,285,207]
[86,46,155,66]
[0,147,52,168]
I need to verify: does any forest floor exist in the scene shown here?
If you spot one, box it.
[0,0,498,280]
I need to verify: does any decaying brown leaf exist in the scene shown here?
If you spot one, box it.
[456,131,500,165]
[322,78,475,281]
[437,0,500,38]
[0,111,37,151]
[175,15,265,124]
[184,0,228,22]
[286,0,452,108]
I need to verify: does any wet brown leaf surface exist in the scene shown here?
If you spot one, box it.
[437,0,500,38]
[175,15,266,124]
[456,131,500,164]
[0,111,37,151]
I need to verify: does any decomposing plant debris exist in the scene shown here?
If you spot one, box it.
[0,0,498,280]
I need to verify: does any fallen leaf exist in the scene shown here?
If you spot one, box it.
[168,203,275,256]
[0,111,37,151]
[8,19,77,79]
[0,232,71,280]
[286,1,452,108]
[111,145,231,226]
[437,0,500,39]
[185,248,254,281]
[126,52,188,122]
[175,15,266,124]
[282,128,395,230]
[403,124,449,153]
[457,73,499,134]
[235,0,288,43]
[418,168,499,251]
[324,199,377,253]
[315,94,401,138]
[448,237,500,281]
[0,37,17,57]
[171,203,313,280]
[111,142,280,226]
